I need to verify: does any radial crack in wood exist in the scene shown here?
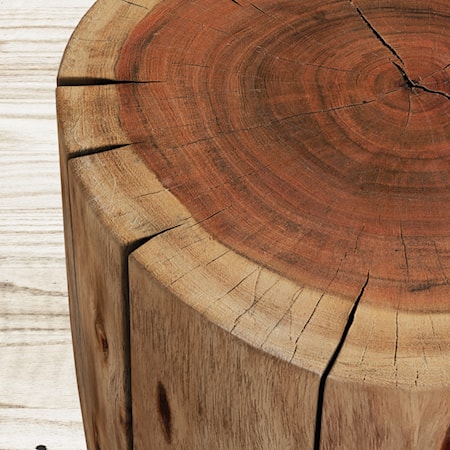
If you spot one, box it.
[349,1,405,65]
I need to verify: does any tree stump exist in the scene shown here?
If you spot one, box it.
[57,0,450,449]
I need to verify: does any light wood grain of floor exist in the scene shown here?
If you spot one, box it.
[0,1,95,449]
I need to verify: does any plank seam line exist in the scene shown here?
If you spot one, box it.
[313,272,370,450]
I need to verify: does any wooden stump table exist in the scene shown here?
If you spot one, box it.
[56,0,450,448]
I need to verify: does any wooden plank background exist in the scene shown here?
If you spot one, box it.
[0,1,95,449]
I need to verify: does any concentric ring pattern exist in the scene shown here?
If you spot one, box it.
[116,0,450,310]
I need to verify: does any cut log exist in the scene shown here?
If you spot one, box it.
[57,0,450,449]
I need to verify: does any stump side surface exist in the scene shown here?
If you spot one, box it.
[57,0,450,449]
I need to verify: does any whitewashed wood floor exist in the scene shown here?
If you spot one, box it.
[0,1,95,449]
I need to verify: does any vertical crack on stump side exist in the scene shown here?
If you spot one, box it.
[394,309,399,386]
[313,272,370,450]
[123,221,190,450]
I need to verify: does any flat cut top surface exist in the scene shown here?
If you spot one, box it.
[114,0,450,311]
[58,0,450,390]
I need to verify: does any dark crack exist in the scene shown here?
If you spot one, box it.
[394,310,399,386]
[119,219,190,450]
[279,99,377,125]
[349,1,404,64]
[66,142,146,160]
[350,1,450,100]
[125,221,190,256]
[314,272,370,450]
[121,0,149,9]
[399,224,409,278]
[392,61,415,89]
[57,78,163,87]
[250,2,267,14]
[393,61,450,99]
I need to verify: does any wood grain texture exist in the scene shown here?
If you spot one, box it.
[0,1,95,449]
[64,147,189,450]
[57,0,450,449]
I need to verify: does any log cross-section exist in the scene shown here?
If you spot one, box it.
[57,0,450,449]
